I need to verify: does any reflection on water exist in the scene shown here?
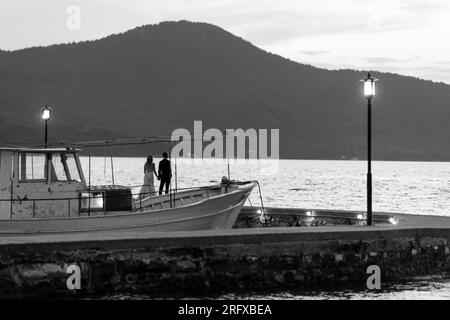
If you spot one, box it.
[79,157,450,299]
[218,276,450,300]
[100,277,450,300]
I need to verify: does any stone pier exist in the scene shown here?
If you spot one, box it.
[1,209,450,298]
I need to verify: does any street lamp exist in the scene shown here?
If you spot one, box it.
[361,72,378,226]
[41,105,52,148]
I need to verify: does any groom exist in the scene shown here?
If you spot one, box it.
[158,152,172,195]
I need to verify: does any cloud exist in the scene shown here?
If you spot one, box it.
[298,50,331,56]
[365,57,410,65]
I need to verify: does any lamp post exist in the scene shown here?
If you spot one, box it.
[41,106,51,148]
[362,72,378,226]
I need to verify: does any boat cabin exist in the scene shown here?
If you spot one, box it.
[0,147,132,220]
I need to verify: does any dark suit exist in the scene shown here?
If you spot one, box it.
[158,158,172,195]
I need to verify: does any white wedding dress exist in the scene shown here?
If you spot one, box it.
[139,163,156,198]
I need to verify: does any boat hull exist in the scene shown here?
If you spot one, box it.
[0,182,255,235]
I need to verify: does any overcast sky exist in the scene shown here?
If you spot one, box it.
[1,0,449,83]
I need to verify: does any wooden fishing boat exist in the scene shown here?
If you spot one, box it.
[0,147,256,234]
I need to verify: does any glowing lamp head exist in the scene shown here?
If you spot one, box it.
[362,72,378,99]
[42,106,51,120]
[306,211,313,217]
[357,214,364,220]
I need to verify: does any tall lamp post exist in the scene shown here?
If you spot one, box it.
[362,73,378,226]
[41,106,52,148]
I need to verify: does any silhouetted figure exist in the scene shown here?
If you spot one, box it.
[139,155,157,198]
[158,152,172,195]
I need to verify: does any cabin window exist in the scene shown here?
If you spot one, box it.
[65,153,82,182]
[19,153,46,182]
[79,192,104,212]
[49,153,83,182]
[50,154,68,181]
[19,152,82,183]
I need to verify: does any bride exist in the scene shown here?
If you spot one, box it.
[139,155,158,198]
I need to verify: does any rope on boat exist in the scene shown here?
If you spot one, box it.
[255,180,269,227]
[53,136,215,148]
[8,133,239,149]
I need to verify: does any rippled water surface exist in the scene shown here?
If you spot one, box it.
[80,157,450,299]
[81,158,450,216]
[217,276,450,300]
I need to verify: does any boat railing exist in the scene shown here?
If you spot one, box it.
[0,190,172,218]
[0,183,226,218]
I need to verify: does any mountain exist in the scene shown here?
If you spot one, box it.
[1,20,450,160]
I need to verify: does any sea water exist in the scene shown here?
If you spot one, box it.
[81,158,450,216]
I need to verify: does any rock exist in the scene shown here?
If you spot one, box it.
[334,254,344,262]
[274,273,284,283]
[175,259,197,271]
[125,273,138,284]
[294,273,305,282]
[110,275,121,286]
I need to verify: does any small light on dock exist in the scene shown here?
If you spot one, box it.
[357,214,364,220]
[389,217,398,225]
[256,209,262,214]
[306,211,313,217]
